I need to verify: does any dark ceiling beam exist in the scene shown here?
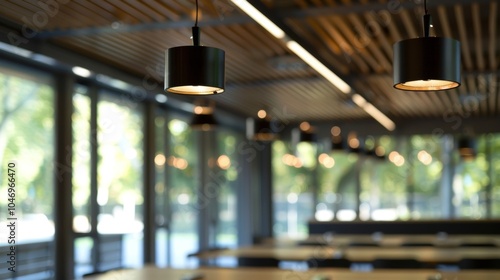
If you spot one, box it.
[32,0,482,39]
[278,0,484,18]
[34,15,253,39]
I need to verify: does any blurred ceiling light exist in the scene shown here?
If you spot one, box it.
[231,0,395,131]
[72,66,92,77]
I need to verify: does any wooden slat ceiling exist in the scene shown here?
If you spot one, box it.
[0,0,498,130]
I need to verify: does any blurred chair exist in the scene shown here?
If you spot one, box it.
[306,258,351,268]
[459,242,497,247]
[237,257,280,267]
[372,258,424,269]
[458,258,500,269]
[347,242,379,247]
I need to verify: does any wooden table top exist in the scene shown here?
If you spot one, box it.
[195,244,500,262]
[82,266,500,280]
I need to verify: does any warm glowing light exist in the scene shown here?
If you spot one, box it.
[417,150,432,165]
[174,158,188,170]
[167,156,176,166]
[300,122,311,132]
[154,154,166,166]
[257,110,267,119]
[217,155,231,170]
[323,157,335,168]
[193,105,213,115]
[331,126,341,137]
[395,79,459,91]
[194,106,204,114]
[282,154,295,166]
[394,155,405,166]
[388,151,399,162]
[375,146,385,157]
[318,153,329,164]
[168,85,224,95]
[349,138,360,149]
[292,157,303,168]
[389,152,405,166]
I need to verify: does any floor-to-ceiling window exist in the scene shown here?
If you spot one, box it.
[273,140,316,238]
[491,134,500,217]
[97,92,144,268]
[215,129,239,248]
[453,135,489,219]
[165,117,198,267]
[0,61,55,278]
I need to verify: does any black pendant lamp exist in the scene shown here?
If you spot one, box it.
[292,122,316,143]
[165,0,225,95]
[330,126,345,151]
[246,110,277,141]
[190,101,218,131]
[393,0,460,91]
[457,136,477,161]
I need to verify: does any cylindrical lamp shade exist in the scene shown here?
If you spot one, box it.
[190,113,218,131]
[166,46,225,95]
[458,136,477,160]
[331,136,345,151]
[393,37,460,91]
[246,118,277,141]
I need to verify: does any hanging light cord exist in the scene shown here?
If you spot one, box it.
[423,0,431,38]
[195,0,199,27]
[192,0,200,46]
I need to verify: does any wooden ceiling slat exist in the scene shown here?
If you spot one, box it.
[305,19,342,55]
[488,1,498,71]
[466,76,481,116]
[199,26,275,82]
[288,19,350,74]
[437,6,453,38]
[471,3,485,71]
[143,0,180,21]
[493,75,500,116]
[125,1,168,22]
[86,0,142,24]
[346,14,392,72]
[454,5,473,70]
[246,24,287,56]
[399,10,418,39]
[330,16,383,73]
[362,11,393,62]
[73,0,117,22]
[316,16,370,74]
[477,75,488,116]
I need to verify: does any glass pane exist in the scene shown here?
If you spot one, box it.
[410,135,444,219]
[167,118,198,267]
[317,151,356,221]
[360,148,408,221]
[154,114,169,267]
[453,135,488,219]
[72,86,92,233]
[97,93,144,267]
[0,61,55,277]
[74,237,94,278]
[215,130,239,248]
[492,134,500,217]
[273,140,315,238]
